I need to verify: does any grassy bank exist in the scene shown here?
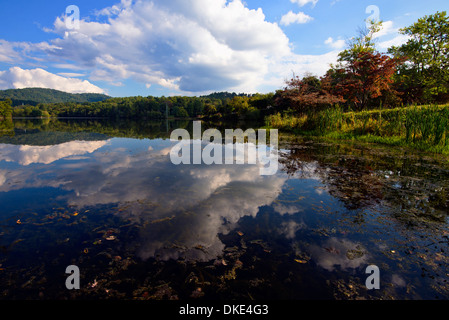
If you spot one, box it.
[266,104,449,154]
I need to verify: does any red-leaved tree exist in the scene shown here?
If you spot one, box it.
[327,51,405,110]
[275,74,344,115]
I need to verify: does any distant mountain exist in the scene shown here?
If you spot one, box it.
[201,91,251,100]
[0,88,110,106]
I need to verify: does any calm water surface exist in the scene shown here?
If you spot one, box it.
[1,119,449,300]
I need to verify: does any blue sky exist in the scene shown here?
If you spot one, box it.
[0,0,447,97]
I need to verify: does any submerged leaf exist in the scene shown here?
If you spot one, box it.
[295,259,308,264]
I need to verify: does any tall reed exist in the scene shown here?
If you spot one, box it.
[267,104,449,151]
[404,105,449,146]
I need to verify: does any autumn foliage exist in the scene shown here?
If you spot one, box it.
[275,51,405,114]
[275,12,449,115]
[326,51,406,110]
[275,74,344,114]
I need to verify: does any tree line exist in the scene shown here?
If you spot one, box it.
[10,92,275,121]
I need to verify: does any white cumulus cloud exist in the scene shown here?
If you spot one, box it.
[35,0,292,93]
[290,0,318,7]
[378,34,410,51]
[324,37,346,49]
[280,11,314,26]
[0,67,105,94]
[1,0,343,94]
[373,20,396,39]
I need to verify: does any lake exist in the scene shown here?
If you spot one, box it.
[1,118,449,300]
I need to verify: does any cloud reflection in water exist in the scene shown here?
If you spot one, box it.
[0,138,289,262]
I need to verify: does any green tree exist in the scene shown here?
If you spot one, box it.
[228,96,250,115]
[389,11,449,103]
[174,106,189,118]
[338,20,382,63]
[0,99,13,119]
[203,103,218,117]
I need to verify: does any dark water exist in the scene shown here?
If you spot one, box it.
[1,118,449,300]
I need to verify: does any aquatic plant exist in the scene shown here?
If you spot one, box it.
[266,103,449,153]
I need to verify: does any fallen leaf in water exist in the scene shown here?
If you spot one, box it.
[295,259,308,264]
[9,239,24,248]
[190,287,204,298]
[324,247,340,254]
[150,216,175,224]
[194,244,208,252]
